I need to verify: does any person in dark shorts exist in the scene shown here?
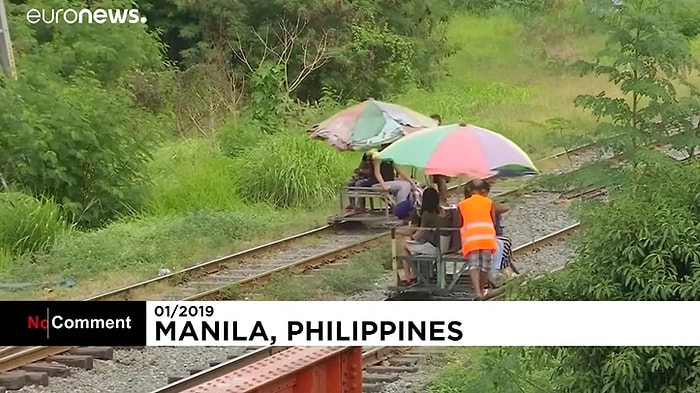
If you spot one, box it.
[428,114,449,204]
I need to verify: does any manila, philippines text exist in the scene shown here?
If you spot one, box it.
[146,301,700,346]
[147,302,463,346]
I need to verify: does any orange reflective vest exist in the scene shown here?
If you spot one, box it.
[457,194,497,256]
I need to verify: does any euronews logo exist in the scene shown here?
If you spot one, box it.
[26,8,147,25]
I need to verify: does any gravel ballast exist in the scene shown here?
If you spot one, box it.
[19,347,248,393]
[16,193,579,393]
[16,154,592,393]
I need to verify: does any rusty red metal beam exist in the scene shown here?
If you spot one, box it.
[181,346,363,393]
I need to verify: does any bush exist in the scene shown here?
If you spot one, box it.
[425,348,555,393]
[234,132,348,208]
[0,75,159,227]
[145,140,242,215]
[0,192,70,256]
[517,158,700,302]
[0,0,167,228]
[511,158,700,393]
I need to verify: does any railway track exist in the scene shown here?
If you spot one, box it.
[144,222,579,393]
[0,201,583,391]
[4,136,676,390]
[0,143,599,376]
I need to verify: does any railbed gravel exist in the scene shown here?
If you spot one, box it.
[548,147,614,175]
[375,193,579,393]
[374,359,437,393]
[500,191,577,248]
[339,192,579,302]
[19,347,248,393]
[17,195,578,393]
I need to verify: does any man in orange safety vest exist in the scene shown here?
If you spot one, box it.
[457,179,498,300]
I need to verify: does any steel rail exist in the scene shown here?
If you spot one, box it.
[182,232,389,301]
[79,143,599,302]
[0,112,694,382]
[86,225,334,301]
[0,203,583,373]
[145,222,580,393]
[0,142,597,375]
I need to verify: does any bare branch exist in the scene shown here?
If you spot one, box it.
[230,32,255,73]
[0,171,8,191]
[287,29,331,93]
[229,17,332,95]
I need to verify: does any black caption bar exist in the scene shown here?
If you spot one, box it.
[0,301,147,346]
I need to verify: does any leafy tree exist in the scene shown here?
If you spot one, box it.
[0,0,168,227]
[573,0,700,161]
[514,156,700,392]
[138,0,457,102]
[507,4,700,389]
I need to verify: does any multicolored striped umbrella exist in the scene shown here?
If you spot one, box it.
[307,99,437,151]
[377,124,538,178]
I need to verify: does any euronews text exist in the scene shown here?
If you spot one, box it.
[26,8,147,25]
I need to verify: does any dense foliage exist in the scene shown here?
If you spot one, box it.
[515,2,700,392]
[0,0,460,232]
[426,1,700,392]
[573,0,700,159]
[0,0,167,227]
[139,0,456,101]
[511,157,700,393]
[0,0,470,276]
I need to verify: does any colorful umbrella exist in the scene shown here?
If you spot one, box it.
[307,99,438,151]
[376,124,538,178]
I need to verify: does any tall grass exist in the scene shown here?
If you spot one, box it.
[10,209,269,281]
[0,192,70,256]
[146,139,243,215]
[2,9,622,297]
[218,116,264,158]
[234,132,352,208]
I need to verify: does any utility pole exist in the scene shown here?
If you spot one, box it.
[0,0,17,80]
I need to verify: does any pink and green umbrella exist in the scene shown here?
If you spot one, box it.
[376,124,538,178]
[307,99,437,151]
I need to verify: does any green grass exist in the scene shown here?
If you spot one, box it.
[0,11,619,299]
[146,139,244,215]
[395,13,609,157]
[0,192,71,256]
[234,131,352,208]
[424,348,554,393]
[254,247,390,301]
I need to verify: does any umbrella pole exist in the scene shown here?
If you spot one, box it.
[391,228,399,287]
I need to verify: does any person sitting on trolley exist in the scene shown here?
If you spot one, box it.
[397,187,452,284]
[345,153,378,213]
[345,145,416,212]
[369,145,417,206]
